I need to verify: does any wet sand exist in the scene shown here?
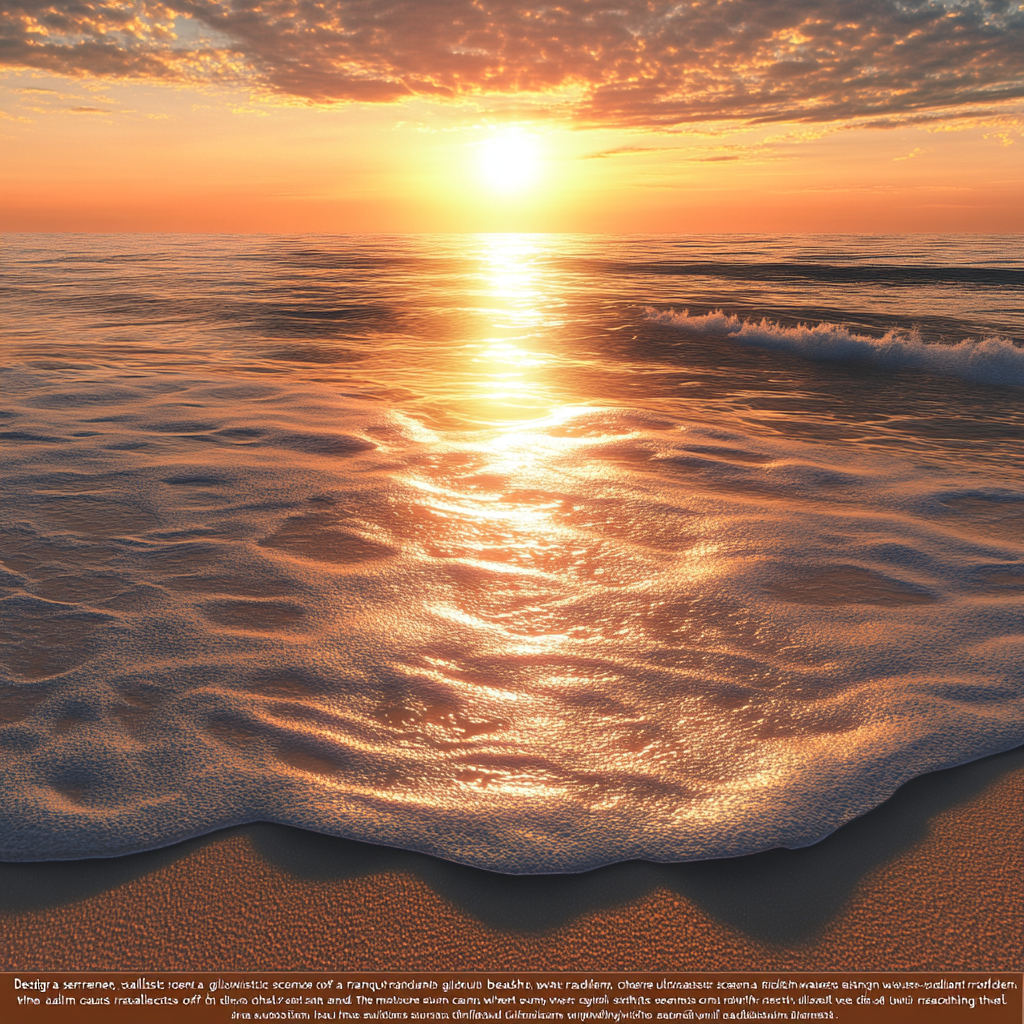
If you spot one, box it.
[2,745,1021,973]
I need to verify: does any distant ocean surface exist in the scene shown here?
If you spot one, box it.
[1,233,1022,873]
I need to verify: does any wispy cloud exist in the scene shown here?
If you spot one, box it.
[583,145,678,160]
[2,0,1022,127]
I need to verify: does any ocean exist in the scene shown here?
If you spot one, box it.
[1,233,1021,873]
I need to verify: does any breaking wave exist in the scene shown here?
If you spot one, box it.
[648,309,1024,388]
[2,372,1022,872]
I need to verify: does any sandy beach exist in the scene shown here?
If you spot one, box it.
[2,744,1020,973]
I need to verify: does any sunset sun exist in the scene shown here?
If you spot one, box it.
[478,131,541,193]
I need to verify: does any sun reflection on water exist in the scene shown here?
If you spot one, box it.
[363,236,746,807]
[458,234,569,424]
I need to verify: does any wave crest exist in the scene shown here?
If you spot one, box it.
[647,309,1024,388]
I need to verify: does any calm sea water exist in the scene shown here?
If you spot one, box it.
[1,234,1022,872]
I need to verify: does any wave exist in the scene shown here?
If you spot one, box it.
[1,370,1022,872]
[647,309,1024,387]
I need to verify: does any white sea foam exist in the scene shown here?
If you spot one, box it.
[1,370,1021,872]
[648,309,1024,387]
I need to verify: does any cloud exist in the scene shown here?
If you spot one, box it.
[2,0,1022,127]
[894,145,928,160]
[583,145,678,159]
[586,143,768,162]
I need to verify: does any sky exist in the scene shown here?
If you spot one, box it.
[2,0,1022,232]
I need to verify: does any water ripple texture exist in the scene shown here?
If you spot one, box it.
[1,234,1021,872]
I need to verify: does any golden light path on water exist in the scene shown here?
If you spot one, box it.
[361,235,784,825]
[464,233,567,421]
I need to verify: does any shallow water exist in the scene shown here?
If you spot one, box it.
[1,234,1022,872]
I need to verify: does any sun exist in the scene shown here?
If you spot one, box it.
[478,131,542,193]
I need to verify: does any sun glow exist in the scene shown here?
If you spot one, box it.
[478,131,542,193]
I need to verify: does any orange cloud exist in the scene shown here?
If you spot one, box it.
[2,0,1022,125]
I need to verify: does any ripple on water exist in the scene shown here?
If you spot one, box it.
[1,357,1021,869]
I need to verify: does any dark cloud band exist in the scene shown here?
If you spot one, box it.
[3,0,1022,124]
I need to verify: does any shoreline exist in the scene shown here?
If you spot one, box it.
[2,745,1021,973]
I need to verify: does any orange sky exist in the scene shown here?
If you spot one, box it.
[2,0,1022,232]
